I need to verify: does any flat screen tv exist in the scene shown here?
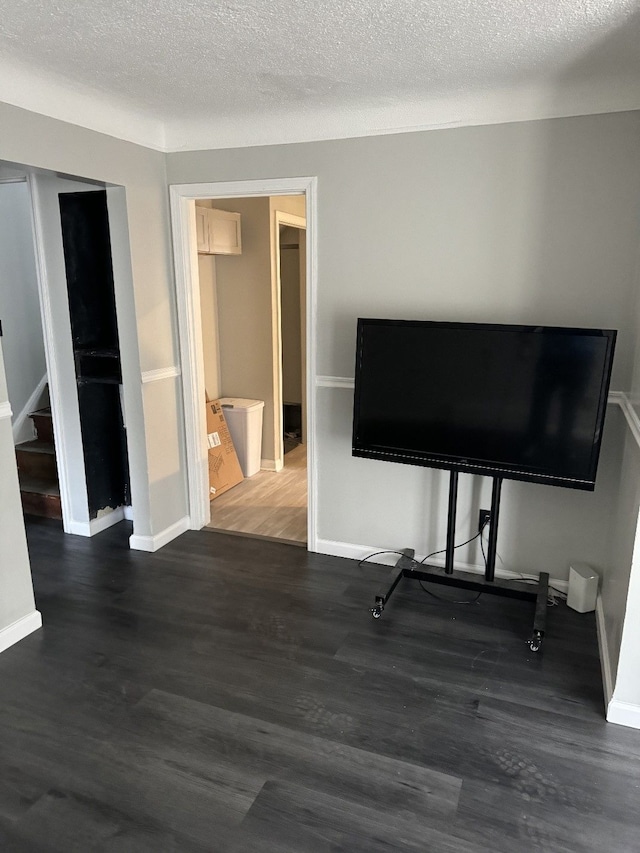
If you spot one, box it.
[352,319,616,490]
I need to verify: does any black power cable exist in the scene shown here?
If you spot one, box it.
[358,521,490,607]
[416,518,489,605]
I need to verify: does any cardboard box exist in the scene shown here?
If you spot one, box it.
[205,399,244,500]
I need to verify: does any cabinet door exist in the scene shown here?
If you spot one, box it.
[208,208,242,255]
[195,206,210,253]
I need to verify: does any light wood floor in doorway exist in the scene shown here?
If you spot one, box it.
[208,443,307,544]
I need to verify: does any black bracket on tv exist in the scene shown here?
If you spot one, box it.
[371,470,550,653]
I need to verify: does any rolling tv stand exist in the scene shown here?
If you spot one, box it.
[370,471,550,653]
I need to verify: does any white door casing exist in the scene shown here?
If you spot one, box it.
[169,177,318,551]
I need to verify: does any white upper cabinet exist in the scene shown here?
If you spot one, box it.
[196,206,242,255]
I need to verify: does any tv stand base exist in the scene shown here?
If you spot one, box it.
[371,548,550,653]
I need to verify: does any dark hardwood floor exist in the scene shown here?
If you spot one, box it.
[1,518,639,852]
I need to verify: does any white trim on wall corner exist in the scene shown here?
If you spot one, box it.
[611,392,640,450]
[129,515,190,552]
[595,593,613,708]
[261,458,283,472]
[141,366,181,384]
[11,373,47,443]
[607,698,640,730]
[0,401,13,421]
[0,610,42,655]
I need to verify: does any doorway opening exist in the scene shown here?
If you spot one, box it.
[0,162,136,537]
[0,175,54,518]
[169,177,318,551]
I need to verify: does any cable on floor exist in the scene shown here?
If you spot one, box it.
[357,550,416,569]
[359,520,491,606]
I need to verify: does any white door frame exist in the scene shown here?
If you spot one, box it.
[169,177,318,551]
[26,172,137,536]
[24,172,74,531]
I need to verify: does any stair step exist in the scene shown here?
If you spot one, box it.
[16,440,55,454]
[29,407,53,443]
[18,474,60,497]
[19,473,62,520]
[15,440,58,480]
[20,490,63,520]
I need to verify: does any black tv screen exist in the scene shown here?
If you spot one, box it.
[352,319,616,490]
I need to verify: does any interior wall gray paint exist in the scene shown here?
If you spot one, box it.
[0,181,46,437]
[106,186,152,528]
[611,505,640,710]
[0,345,37,629]
[0,102,186,542]
[602,409,639,682]
[197,253,221,401]
[214,197,277,461]
[167,112,640,388]
[606,231,640,711]
[167,112,640,580]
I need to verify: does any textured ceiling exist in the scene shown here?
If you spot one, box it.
[1,0,640,149]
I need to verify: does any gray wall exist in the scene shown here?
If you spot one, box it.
[198,252,221,401]
[0,345,37,629]
[214,197,278,464]
[0,101,186,541]
[0,180,46,441]
[605,246,640,712]
[167,111,640,579]
[602,409,639,680]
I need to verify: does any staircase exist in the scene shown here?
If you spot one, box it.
[16,408,62,519]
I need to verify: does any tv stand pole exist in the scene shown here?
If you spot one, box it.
[444,470,458,574]
[485,476,502,582]
[370,470,549,653]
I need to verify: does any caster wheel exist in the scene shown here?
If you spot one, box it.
[528,631,543,653]
[371,606,382,619]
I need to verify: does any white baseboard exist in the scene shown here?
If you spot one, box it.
[66,506,126,537]
[607,698,640,729]
[90,507,126,534]
[261,458,283,472]
[123,505,134,521]
[595,593,613,708]
[315,537,568,592]
[129,515,190,552]
[0,610,42,654]
[65,519,92,536]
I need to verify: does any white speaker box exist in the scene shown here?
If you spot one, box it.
[567,562,599,613]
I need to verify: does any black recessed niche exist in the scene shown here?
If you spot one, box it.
[59,190,130,519]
